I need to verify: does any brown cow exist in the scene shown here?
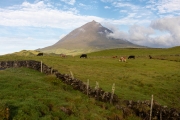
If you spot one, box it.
[112,56,118,58]
[60,54,66,58]
[119,57,126,62]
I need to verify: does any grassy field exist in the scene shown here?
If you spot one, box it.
[1,68,139,120]
[0,47,180,119]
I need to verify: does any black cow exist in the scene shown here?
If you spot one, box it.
[128,55,135,59]
[37,53,43,56]
[80,54,87,58]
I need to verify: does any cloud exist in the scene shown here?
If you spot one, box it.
[103,22,128,40]
[150,16,180,46]
[128,24,154,41]
[79,3,86,7]
[0,1,103,29]
[156,0,180,14]
[101,0,114,2]
[127,25,174,48]
[61,0,76,5]
[104,6,111,9]
[0,1,151,29]
[78,3,93,10]
[151,17,180,32]
[0,36,58,55]
[120,10,127,13]
[104,16,180,48]
[147,0,180,16]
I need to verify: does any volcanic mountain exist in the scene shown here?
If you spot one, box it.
[39,20,143,55]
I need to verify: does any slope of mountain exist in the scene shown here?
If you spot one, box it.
[39,20,144,55]
[6,50,40,56]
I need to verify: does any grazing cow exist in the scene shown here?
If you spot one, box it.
[128,55,135,59]
[149,55,152,59]
[80,54,87,58]
[119,57,126,62]
[60,54,66,58]
[37,53,43,56]
[112,56,118,58]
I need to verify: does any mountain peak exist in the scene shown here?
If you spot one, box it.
[91,20,99,25]
[39,21,143,55]
[84,20,101,27]
[92,20,96,22]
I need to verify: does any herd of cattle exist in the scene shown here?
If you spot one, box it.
[0,60,179,119]
[37,52,155,61]
[37,53,138,62]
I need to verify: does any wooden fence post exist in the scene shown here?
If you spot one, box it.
[87,79,89,96]
[110,83,115,104]
[150,94,153,120]
[41,61,42,73]
[26,61,29,68]
[70,71,74,79]
[95,81,99,90]
[14,61,18,68]
[95,81,99,100]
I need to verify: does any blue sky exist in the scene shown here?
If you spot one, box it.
[0,0,180,55]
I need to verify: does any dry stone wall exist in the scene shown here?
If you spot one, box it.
[0,60,179,120]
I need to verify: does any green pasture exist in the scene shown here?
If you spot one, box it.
[0,47,180,119]
[1,68,137,120]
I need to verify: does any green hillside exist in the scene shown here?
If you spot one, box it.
[0,47,180,119]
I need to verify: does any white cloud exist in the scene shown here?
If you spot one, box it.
[112,1,139,10]
[147,0,180,15]
[104,6,111,9]
[156,0,180,13]
[120,10,127,13]
[102,22,128,39]
[0,1,103,29]
[21,1,52,9]
[151,17,180,32]
[128,24,154,41]
[129,17,180,47]
[78,3,93,10]
[149,34,174,47]
[0,1,151,30]
[150,16,180,46]
[101,0,114,2]
[79,3,86,7]
[0,37,58,55]
[104,16,180,48]
[61,0,76,5]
